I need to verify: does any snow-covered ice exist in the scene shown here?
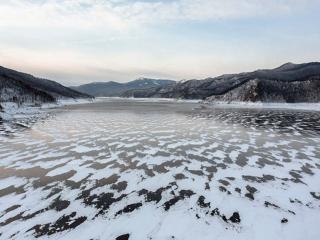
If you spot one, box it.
[204,101,320,111]
[0,98,319,240]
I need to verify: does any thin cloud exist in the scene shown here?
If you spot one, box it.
[0,0,316,29]
[0,0,129,30]
[0,0,319,83]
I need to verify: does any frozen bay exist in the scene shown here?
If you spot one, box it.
[0,98,319,240]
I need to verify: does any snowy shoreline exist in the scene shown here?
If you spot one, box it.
[0,98,94,134]
[0,98,94,119]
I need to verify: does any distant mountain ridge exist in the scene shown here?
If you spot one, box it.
[122,62,320,103]
[71,78,176,97]
[2,62,320,106]
[0,66,92,104]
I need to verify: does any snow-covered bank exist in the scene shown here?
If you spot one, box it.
[0,102,46,136]
[0,98,94,135]
[0,102,41,121]
[203,101,320,111]
[0,98,94,120]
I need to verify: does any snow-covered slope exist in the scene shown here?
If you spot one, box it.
[0,66,92,104]
[71,78,175,97]
[123,62,320,102]
[0,66,93,125]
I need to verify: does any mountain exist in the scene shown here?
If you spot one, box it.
[122,62,320,103]
[71,78,176,97]
[0,66,92,104]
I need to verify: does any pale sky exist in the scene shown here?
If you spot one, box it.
[0,0,320,85]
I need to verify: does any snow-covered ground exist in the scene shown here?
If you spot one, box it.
[0,99,94,135]
[0,102,42,121]
[0,99,320,240]
[0,99,94,119]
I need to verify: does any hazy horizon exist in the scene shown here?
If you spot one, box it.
[1,0,320,85]
[1,61,318,87]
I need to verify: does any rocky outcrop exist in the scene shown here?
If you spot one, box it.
[122,62,320,103]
